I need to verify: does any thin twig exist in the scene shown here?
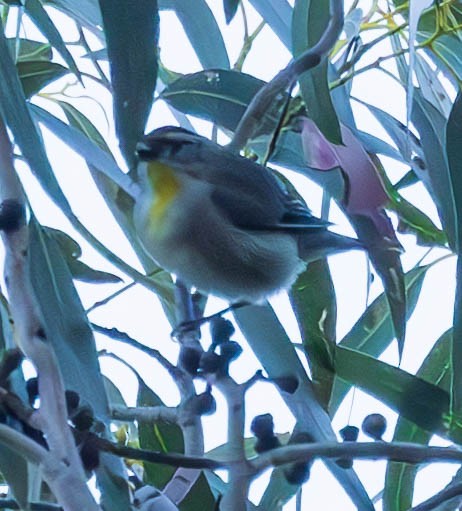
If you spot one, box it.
[411,482,462,511]
[111,404,178,423]
[251,441,462,472]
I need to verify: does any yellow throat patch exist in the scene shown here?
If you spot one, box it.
[146,161,181,225]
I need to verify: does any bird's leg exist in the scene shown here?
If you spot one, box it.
[172,301,249,339]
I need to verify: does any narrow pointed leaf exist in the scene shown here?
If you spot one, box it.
[0,23,73,215]
[28,220,131,511]
[137,378,184,488]
[412,90,457,250]
[289,260,337,408]
[384,328,452,511]
[30,105,134,195]
[329,262,436,413]
[45,0,104,39]
[335,346,449,433]
[159,0,229,69]
[223,0,240,24]
[292,0,341,143]
[18,60,68,98]
[24,0,81,78]
[161,69,286,135]
[446,91,462,418]
[234,304,374,510]
[98,0,159,168]
[248,0,292,48]
[7,38,52,61]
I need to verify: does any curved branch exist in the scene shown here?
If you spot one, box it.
[229,0,344,152]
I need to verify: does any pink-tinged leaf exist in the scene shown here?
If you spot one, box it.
[301,118,388,214]
[300,118,406,360]
[300,116,340,170]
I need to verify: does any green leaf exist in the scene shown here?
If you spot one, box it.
[334,346,449,433]
[383,328,452,511]
[67,259,122,284]
[17,60,68,98]
[45,0,104,39]
[412,89,457,250]
[248,0,292,48]
[0,446,29,509]
[223,0,240,24]
[7,37,52,61]
[447,91,462,420]
[373,155,447,247]
[179,473,216,511]
[98,0,159,168]
[161,69,286,135]
[137,378,184,489]
[329,262,437,413]
[23,0,81,79]
[357,98,426,175]
[30,105,132,194]
[57,100,111,152]
[292,0,342,143]
[289,259,337,409]
[0,23,74,216]
[389,0,462,81]
[28,219,131,511]
[391,192,447,247]
[45,226,122,284]
[159,0,230,69]
[418,4,462,81]
[349,212,407,361]
[233,304,374,511]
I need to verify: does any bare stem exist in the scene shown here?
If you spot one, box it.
[0,119,99,510]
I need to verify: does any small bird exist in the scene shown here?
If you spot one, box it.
[134,126,362,304]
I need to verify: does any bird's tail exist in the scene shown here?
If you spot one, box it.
[297,230,363,263]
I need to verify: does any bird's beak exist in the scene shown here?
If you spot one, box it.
[136,141,153,160]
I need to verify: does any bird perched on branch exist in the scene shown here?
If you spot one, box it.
[134,126,362,304]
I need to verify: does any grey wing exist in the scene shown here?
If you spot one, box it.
[174,137,329,231]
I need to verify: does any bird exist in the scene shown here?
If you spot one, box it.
[133,126,362,304]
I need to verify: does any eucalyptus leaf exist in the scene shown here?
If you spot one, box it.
[223,0,240,24]
[0,24,74,216]
[17,60,68,98]
[6,38,51,61]
[330,261,437,413]
[334,346,449,433]
[289,259,337,409]
[98,0,159,168]
[383,328,452,511]
[248,0,292,49]
[45,0,104,39]
[137,378,184,489]
[28,219,131,511]
[412,90,457,250]
[446,91,462,419]
[161,69,286,136]
[234,304,374,510]
[23,0,81,78]
[160,0,230,69]
[292,0,342,143]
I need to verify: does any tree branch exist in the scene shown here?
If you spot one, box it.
[111,404,178,423]
[229,0,344,152]
[0,119,100,511]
